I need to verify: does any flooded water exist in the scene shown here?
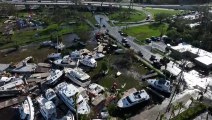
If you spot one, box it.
[63,31,98,51]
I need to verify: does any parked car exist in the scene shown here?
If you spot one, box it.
[150,36,157,41]
[123,43,131,48]
[145,38,151,43]
[138,51,143,57]
[122,38,128,43]
[119,31,128,36]
[146,15,151,20]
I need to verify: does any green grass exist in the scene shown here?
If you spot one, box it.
[82,12,96,25]
[123,23,168,44]
[172,102,206,120]
[0,47,56,63]
[144,8,182,18]
[0,23,91,49]
[108,9,147,22]
[88,54,148,91]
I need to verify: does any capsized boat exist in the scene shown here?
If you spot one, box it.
[117,89,150,108]
[65,68,90,87]
[46,69,63,85]
[36,95,57,120]
[147,79,171,95]
[55,82,90,114]
[19,96,35,120]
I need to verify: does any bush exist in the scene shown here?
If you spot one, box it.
[38,24,58,36]
[172,102,206,120]
[107,103,118,116]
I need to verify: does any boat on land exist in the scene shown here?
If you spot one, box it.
[45,88,59,105]
[53,55,77,68]
[55,82,90,114]
[36,95,57,120]
[80,55,97,68]
[19,96,35,120]
[59,111,75,120]
[65,68,91,87]
[147,79,171,96]
[70,50,83,60]
[47,53,62,60]
[46,69,63,85]
[117,89,150,108]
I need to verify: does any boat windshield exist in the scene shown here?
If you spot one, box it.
[126,96,133,104]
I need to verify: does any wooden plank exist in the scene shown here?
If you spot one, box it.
[0,96,26,109]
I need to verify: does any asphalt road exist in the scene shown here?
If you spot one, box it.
[95,14,162,62]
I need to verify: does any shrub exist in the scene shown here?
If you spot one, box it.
[172,102,206,120]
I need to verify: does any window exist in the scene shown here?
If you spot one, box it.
[126,97,132,104]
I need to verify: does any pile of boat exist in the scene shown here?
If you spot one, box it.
[48,49,105,69]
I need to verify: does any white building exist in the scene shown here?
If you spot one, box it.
[170,43,212,70]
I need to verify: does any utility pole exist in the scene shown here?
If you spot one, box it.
[166,60,186,113]
[130,0,133,9]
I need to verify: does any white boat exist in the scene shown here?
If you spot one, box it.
[59,111,75,120]
[45,88,59,106]
[92,53,105,60]
[45,88,57,101]
[117,90,150,108]
[65,68,90,87]
[147,79,171,95]
[47,53,62,60]
[46,69,63,85]
[55,82,90,114]
[70,50,83,60]
[53,55,77,67]
[36,95,57,120]
[19,96,35,120]
[0,78,24,90]
[0,76,15,86]
[87,83,105,96]
[80,55,97,68]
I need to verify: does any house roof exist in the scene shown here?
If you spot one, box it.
[195,56,212,66]
[171,43,212,66]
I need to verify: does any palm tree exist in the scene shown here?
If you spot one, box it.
[73,92,80,120]
[176,102,185,116]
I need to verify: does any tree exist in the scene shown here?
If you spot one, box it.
[155,13,171,24]
[166,28,181,45]
[0,3,17,17]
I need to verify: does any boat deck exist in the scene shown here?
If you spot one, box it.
[122,88,137,98]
